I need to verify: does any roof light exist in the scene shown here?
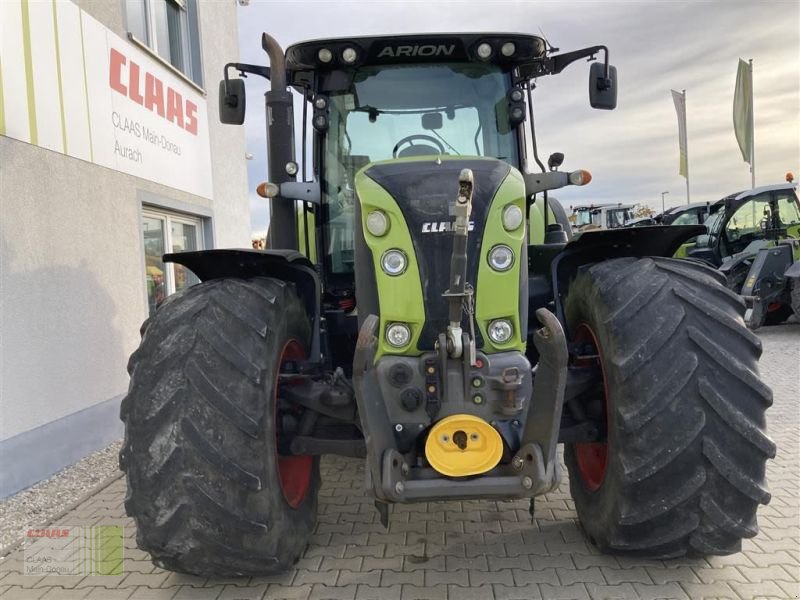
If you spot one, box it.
[476,43,493,60]
[342,47,358,64]
[317,48,333,63]
[501,42,516,57]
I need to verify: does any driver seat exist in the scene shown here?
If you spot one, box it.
[397,144,441,158]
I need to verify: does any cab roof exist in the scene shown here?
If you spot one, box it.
[285,33,547,71]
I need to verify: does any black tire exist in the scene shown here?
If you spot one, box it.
[792,279,800,320]
[120,277,318,576]
[564,257,774,558]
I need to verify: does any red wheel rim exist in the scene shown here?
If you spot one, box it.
[274,339,313,508]
[572,323,609,492]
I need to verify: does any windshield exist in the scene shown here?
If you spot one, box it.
[322,63,519,275]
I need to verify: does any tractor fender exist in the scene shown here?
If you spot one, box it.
[548,224,705,325]
[165,249,322,361]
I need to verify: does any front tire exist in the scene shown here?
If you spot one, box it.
[564,257,774,557]
[120,277,318,576]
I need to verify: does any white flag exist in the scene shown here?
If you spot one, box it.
[671,90,688,178]
[733,59,753,164]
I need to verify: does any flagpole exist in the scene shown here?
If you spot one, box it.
[684,89,690,203]
[749,59,755,188]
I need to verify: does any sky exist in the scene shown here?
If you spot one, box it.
[236,1,800,238]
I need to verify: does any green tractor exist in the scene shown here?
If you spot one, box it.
[120,32,774,576]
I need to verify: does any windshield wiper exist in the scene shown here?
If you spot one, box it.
[430,129,461,156]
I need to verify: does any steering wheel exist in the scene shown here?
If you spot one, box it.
[392,134,446,159]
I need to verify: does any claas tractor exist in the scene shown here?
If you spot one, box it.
[682,183,800,328]
[120,32,774,576]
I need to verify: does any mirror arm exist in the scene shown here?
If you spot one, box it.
[547,45,610,83]
[280,182,321,206]
[224,62,271,87]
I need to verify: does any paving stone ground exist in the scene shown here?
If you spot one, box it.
[1,324,797,600]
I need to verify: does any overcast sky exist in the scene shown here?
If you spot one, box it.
[236,1,799,238]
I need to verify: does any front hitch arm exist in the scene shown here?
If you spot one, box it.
[513,308,569,494]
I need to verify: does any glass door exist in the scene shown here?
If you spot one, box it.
[142,209,204,314]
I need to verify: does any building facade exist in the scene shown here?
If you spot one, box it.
[0,0,250,497]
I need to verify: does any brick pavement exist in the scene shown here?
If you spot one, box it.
[1,324,797,600]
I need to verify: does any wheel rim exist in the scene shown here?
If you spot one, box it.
[275,339,313,508]
[572,323,609,492]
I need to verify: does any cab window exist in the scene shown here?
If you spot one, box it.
[725,193,770,240]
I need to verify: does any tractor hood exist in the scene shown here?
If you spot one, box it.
[353,156,528,357]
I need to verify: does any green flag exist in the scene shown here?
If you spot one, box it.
[733,59,753,164]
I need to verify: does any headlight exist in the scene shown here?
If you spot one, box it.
[488,244,514,271]
[366,210,389,236]
[488,319,513,344]
[381,249,407,276]
[502,205,523,231]
[386,323,411,347]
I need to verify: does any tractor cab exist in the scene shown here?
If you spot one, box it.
[688,183,800,266]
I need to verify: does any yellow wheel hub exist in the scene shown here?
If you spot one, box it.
[424,414,503,477]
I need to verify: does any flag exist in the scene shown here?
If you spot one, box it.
[671,89,688,178]
[733,59,753,164]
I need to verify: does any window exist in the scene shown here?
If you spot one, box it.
[322,63,518,275]
[125,0,203,87]
[775,190,800,226]
[142,209,203,314]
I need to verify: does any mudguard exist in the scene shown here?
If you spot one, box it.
[544,225,705,325]
[165,249,322,361]
[784,260,800,280]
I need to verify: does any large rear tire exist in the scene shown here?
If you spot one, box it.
[564,257,774,557]
[120,277,318,576]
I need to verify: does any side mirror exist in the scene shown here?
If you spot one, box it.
[547,152,564,171]
[219,78,246,125]
[589,62,617,110]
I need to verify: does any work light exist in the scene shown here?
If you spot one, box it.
[386,323,411,348]
[501,42,516,57]
[476,43,493,59]
[342,47,358,64]
[488,319,513,344]
[488,245,514,271]
[381,249,407,275]
[317,48,333,63]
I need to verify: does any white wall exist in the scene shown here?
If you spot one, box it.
[0,0,249,493]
